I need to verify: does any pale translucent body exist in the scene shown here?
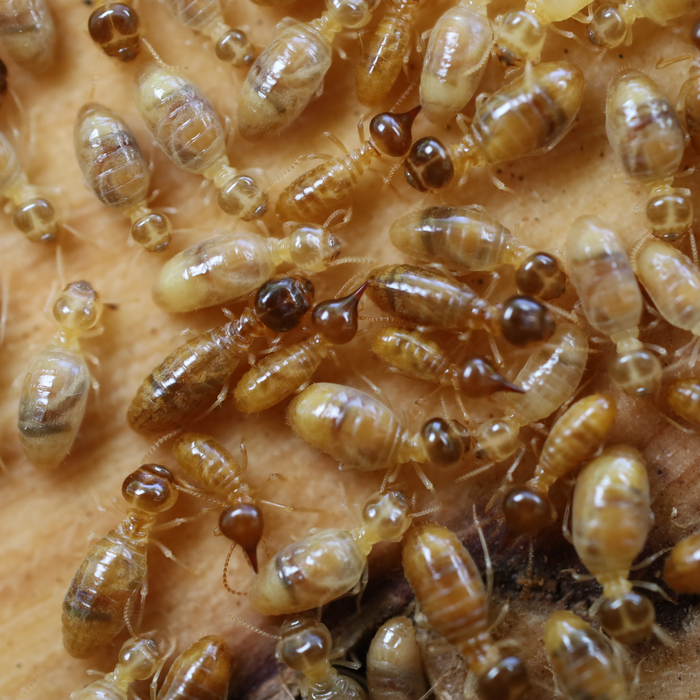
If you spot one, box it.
[0,0,55,70]
[420,3,491,125]
[635,239,700,335]
[633,0,700,23]
[566,216,642,344]
[525,0,591,23]
[165,0,224,33]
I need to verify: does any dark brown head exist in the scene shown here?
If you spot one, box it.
[478,655,530,700]
[515,252,566,300]
[88,3,141,62]
[255,276,315,332]
[122,464,178,514]
[370,105,421,157]
[693,20,700,51]
[420,418,470,466]
[457,357,524,397]
[219,504,264,573]
[502,486,557,542]
[499,296,555,346]
[311,283,367,344]
[0,59,7,97]
[404,137,454,192]
[595,591,655,645]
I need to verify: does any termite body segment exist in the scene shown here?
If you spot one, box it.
[0,0,55,70]
[664,532,700,594]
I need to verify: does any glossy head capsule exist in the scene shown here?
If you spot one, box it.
[403,137,454,192]
[645,190,693,242]
[608,348,663,397]
[88,3,141,61]
[219,504,264,573]
[664,532,700,594]
[420,418,470,467]
[255,276,315,332]
[311,283,366,344]
[494,10,545,66]
[515,252,566,300]
[122,464,179,513]
[667,377,700,426]
[588,4,627,48]
[369,106,421,158]
[499,296,555,346]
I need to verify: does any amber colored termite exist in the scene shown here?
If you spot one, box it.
[606,70,691,242]
[403,62,584,191]
[573,445,663,645]
[0,0,55,70]
[366,264,556,346]
[355,0,423,106]
[69,632,174,700]
[18,282,102,470]
[502,394,617,541]
[566,216,662,396]
[127,276,315,435]
[664,532,700,594]
[678,22,700,154]
[276,106,420,224]
[288,382,470,472]
[0,130,60,242]
[62,465,179,658]
[156,635,232,700]
[74,103,172,252]
[420,0,492,125]
[88,2,141,62]
[667,376,700,425]
[248,491,411,615]
[389,205,566,300]
[277,617,367,700]
[367,616,427,700]
[163,0,254,67]
[472,323,589,463]
[152,224,341,313]
[237,0,381,141]
[232,284,365,414]
[402,523,530,700]
[544,611,628,700]
[134,63,267,221]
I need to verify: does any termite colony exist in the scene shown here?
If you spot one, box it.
[3,1,700,699]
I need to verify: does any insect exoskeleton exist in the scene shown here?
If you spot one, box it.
[0,0,55,70]
[664,532,700,594]
[88,2,141,62]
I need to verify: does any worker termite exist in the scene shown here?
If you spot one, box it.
[402,523,530,700]
[367,616,427,700]
[634,239,700,364]
[420,0,492,125]
[544,611,628,700]
[134,63,267,221]
[494,1,590,67]
[501,394,617,542]
[74,103,172,252]
[127,275,315,435]
[404,61,585,191]
[163,0,254,67]
[62,464,179,658]
[275,106,420,224]
[588,0,700,49]
[18,281,102,470]
[389,205,566,300]
[566,216,662,396]
[0,0,55,71]
[472,323,589,463]
[277,617,367,700]
[677,22,700,155]
[287,382,470,476]
[152,222,341,313]
[247,490,411,615]
[355,0,423,106]
[69,631,174,700]
[0,130,60,242]
[606,70,692,242]
[664,532,700,594]
[88,1,141,61]
[572,445,669,645]
[232,283,365,414]
[366,264,556,347]
[237,0,381,141]
[156,635,232,700]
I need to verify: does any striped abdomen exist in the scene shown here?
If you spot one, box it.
[18,344,90,470]
[164,0,221,31]
[0,0,55,69]
[61,526,148,658]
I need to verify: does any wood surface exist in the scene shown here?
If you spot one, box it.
[1,0,700,698]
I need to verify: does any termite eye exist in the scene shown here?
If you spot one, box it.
[255,276,315,332]
[311,284,366,344]
[502,487,556,538]
[478,656,530,700]
[596,592,655,645]
[370,105,421,157]
[219,504,264,573]
[88,3,141,61]
[421,418,469,466]
[404,137,454,192]
[499,295,555,346]
[122,464,178,513]
[515,252,566,300]
[588,5,626,48]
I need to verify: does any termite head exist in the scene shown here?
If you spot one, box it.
[588,4,626,49]
[502,485,556,542]
[596,591,655,645]
[218,175,268,221]
[118,631,171,680]
[457,357,524,398]
[363,491,411,542]
[325,0,381,29]
[499,295,555,346]
[53,281,103,332]
[277,616,331,673]
[88,3,141,62]
[311,283,367,344]
[515,252,566,300]
[13,198,59,243]
[478,654,530,700]
[608,348,662,397]
[122,464,178,514]
[284,222,344,272]
[131,212,172,252]
[220,504,264,573]
[370,106,421,158]
[404,137,454,192]
[420,418,470,467]
[494,10,545,67]
[255,275,315,332]
[215,29,255,67]
[645,190,693,242]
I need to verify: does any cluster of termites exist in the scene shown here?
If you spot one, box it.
[5,0,700,699]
